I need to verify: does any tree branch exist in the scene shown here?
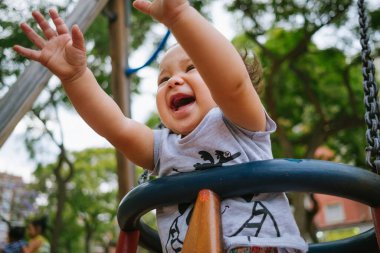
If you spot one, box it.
[289,62,326,122]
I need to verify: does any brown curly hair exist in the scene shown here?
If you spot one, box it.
[240,50,264,95]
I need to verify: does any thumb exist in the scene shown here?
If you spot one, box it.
[71,24,85,52]
[132,0,152,15]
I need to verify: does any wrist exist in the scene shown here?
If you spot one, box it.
[60,67,89,85]
[164,3,192,29]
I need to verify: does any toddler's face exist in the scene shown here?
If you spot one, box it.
[156,45,217,135]
[27,224,37,237]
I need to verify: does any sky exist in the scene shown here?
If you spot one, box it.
[0,0,237,182]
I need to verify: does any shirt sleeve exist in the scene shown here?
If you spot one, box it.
[223,110,277,139]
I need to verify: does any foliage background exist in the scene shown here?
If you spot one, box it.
[0,0,379,252]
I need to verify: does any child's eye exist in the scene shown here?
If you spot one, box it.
[186,64,195,72]
[158,77,170,86]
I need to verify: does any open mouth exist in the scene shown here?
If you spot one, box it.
[170,93,195,111]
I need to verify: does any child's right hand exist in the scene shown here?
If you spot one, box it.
[132,0,190,27]
[13,9,87,84]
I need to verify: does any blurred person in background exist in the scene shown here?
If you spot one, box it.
[23,217,49,253]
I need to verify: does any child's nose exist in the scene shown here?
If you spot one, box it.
[167,75,184,87]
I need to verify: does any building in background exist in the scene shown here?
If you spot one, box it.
[0,172,36,248]
[312,146,373,242]
[313,194,373,241]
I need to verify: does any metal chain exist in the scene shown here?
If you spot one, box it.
[358,0,380,173]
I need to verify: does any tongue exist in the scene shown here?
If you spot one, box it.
[173,96,195,110]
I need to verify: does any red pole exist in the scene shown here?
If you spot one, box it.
[116,230,140,253]
[371,207,380,250]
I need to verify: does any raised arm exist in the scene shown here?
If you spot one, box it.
[13,9,154,169]
[133,0,266,131]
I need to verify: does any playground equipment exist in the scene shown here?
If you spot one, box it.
[2,0,378,252]
[0,0,109,147]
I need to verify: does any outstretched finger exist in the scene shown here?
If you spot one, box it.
[13,45,41,62]
[20,23,46,49]
[32,10,57,40]
[71,25,85,52]
[132,0,152,15]
[49,9,69,35]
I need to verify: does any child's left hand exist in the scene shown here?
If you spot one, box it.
[13,9,87,83]
[132,0,190,27]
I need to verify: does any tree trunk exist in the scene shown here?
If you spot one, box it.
[51,156,67,253]
[85,222,92,253]
[108,0,135,200]
[51,151,75,253]
[292,193,308,238]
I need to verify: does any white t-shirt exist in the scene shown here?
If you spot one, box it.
[153,107,308,253]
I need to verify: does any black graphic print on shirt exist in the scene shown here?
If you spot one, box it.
[172,149,241,173]
[165,200,280,253]
[165,203,192,253]
[166,149,241,252]
[227,201,280,238]
[165,149,279,252]
[194,150,241,170]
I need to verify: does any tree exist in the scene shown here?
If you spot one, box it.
[26,88,76,253]
[67,148,118,253]
[31,148,118,253]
